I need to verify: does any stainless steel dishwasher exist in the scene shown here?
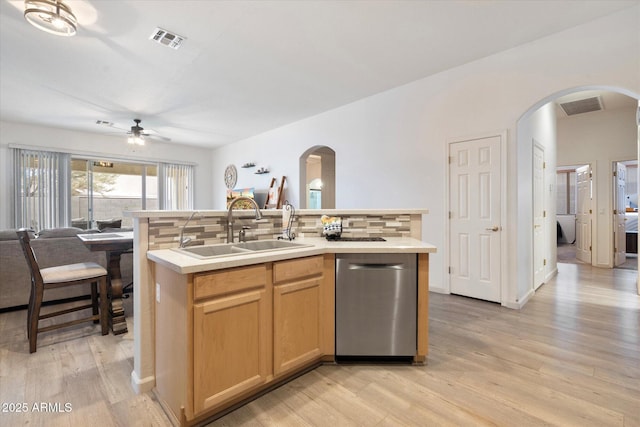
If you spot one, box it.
[335,253,417,358]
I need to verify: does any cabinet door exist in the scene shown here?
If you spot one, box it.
[193,289,271,414]
[273,277,322,376]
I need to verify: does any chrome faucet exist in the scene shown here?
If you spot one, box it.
[227,197,262,243]
[179,211,199,248]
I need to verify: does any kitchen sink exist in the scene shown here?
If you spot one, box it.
[234,240,309,251]
[173,239,311,259]
[174,243,251,258]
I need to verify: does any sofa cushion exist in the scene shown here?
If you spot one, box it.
[0,230,19,241]
[0,229,36,241]
[97,219,122,231]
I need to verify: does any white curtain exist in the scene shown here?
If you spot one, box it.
[159,163,194,210]
[14,149,71,231]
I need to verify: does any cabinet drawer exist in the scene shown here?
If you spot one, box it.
[194,264,267,300]
[273,255,323,284]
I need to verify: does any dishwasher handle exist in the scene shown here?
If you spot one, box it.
[348,263,406,270]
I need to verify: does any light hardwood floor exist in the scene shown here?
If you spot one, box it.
[1,262,638,426]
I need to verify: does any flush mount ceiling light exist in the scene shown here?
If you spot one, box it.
[24,0,77,37]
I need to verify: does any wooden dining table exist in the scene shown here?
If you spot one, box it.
[77,231,133,335]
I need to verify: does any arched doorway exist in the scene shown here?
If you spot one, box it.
[516,85,640,296]
[299,146,335,209]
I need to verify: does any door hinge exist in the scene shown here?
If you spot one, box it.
[614,209,618,214]
[614,171,617,177]
[589,209,592,214]
[543,161,546,169]
[543,259,547,266]
[449,211,452,219]
[543,210,546,218]
[449,156,453,164]
[589,172,593,178]
[448,266,451,274]
[590,245,592,251]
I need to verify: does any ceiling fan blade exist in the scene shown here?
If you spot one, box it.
[97,118,171,142]
[145,133,172,142]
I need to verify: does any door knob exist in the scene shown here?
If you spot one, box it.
[486,226,499,232]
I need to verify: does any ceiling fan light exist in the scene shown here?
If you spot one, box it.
[24,0,77,37]
[128,134,145,146]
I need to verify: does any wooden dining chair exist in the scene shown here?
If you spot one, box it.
[16,229,109,353]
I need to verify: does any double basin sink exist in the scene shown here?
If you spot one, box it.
[173,239,311,259]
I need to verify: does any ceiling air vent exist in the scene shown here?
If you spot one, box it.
[559,96,603,116]
[150,27,186,50]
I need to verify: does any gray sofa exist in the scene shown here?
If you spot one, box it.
[0,227,133,311]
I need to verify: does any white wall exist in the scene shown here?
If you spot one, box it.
[557,106,638,267]
[211,6,640,305]
[516,102,558,302]
[0,120,213,229]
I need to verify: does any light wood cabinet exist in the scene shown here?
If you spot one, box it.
[273,256,324,377]
[154,255,334,426]
[193,287,271,413]
[192,264,271,414]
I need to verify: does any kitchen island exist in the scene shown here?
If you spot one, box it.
[125,209,434,425]
[147,236,435,426]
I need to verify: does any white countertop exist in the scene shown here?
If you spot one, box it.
[126,208,428,218]
[147,236,437,275]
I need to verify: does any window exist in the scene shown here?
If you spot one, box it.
[13,147,194,230]
[71,159,158,229]
[556,170,576,215]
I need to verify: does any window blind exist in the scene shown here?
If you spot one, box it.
[159,163,194,210]
[14,149,71,231]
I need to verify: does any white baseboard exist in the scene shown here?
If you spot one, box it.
[428,285,449,294]
[131,370,155,394]
[503,288,535,309]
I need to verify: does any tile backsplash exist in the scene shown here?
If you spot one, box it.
[147,212,415,250]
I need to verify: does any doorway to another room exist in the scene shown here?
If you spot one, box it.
[614,160,638,270]
[556,161,638,271]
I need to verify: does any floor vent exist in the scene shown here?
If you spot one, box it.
[559,96,603,116]
[149,27,186,50]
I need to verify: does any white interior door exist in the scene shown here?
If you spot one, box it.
[533,143,545,290]
[576,165,592,264]
[449,136,502,303]
[614,162,627,266]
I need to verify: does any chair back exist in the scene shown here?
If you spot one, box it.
[16,229,43,286]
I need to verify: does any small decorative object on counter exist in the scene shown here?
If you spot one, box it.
[254,167,270,174]
[321,214,342,240]
[241,162,256,168]
[278,201,296,241]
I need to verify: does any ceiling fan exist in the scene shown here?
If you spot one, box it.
[96,118,171,145]
[127,118,173,145]
[127,119,147,145]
